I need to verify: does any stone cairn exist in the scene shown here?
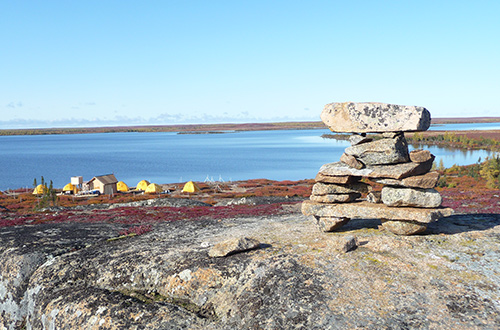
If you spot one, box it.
[302,102,454,235]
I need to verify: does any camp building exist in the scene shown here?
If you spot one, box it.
[86,174,118,195]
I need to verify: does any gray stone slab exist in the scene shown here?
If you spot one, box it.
[318,160,433,180]
[321,102,431,133]
[381,187,442,208]
[302,200,453,223]
[310,193,361,203]
[344,134,409,165]
[372,171,440,189]
[312,182,370,195]
[315,173,361,184]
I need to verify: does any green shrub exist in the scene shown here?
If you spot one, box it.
[480,155,500,189]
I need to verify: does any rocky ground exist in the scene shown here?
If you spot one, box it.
[1,198,499,329]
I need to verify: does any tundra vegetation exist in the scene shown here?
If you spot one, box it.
[1,164,500,234]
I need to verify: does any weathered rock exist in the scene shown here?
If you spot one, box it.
[409,149,434,163]
[318,159,434,180]
[338,235,358,253]
[315,173,361,184]
[367,191,382,203]
[321,102,431,133]
[312,182,370,195]
[208,237,261,257]
[310,193,361,203]
[1,212,499,329]
[382,186,442,208]
[340,153,365,169]
[314,216,350,232]
[381,219,428,235]
[349,134,372,146]
[344,134,409,165]
[372,171,440,189]
[302,200,453,224]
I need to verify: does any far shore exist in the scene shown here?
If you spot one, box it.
[1,117,500,136]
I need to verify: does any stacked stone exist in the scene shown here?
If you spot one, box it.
[302,102,453,235]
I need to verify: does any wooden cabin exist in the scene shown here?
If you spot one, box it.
[87,174,118,195]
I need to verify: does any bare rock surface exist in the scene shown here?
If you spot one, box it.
[1,211,500,329]
[382,186,442,208]
[321,102,431,133]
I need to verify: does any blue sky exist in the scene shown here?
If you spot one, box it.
[1,1,499,128]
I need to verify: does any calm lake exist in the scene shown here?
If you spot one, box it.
[0,123,498,190]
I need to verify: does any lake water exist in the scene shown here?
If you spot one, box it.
[0,123,498,190]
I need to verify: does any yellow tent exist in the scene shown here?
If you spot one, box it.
[117,181,129,192]
[145,183,162,194]
[32,184,47,195]
[182,181,200,193]
[62,183,78,194]
[136,180,150,191]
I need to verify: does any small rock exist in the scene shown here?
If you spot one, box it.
[366,191,382,203]
[336,235,358,252]
[349,134,372,146]
[409,149,434,163]
[208,237,261,258]
[340,153,365,169]
[381,132,402,138]
[381,220,427,235]
[315,216,350,232]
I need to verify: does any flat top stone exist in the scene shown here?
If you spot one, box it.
[302,200,453,223]
[321,102,431,133]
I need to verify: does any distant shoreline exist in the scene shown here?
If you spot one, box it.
[1,117,500,136]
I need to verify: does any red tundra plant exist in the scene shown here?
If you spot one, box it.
[118,224,153,236]
[441,189,500,214]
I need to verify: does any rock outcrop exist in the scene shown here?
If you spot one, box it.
[1,211,499,329]
[304,102,453,235]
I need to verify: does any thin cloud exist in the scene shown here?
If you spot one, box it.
[0,111,318,129]
[6,102,23,109]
